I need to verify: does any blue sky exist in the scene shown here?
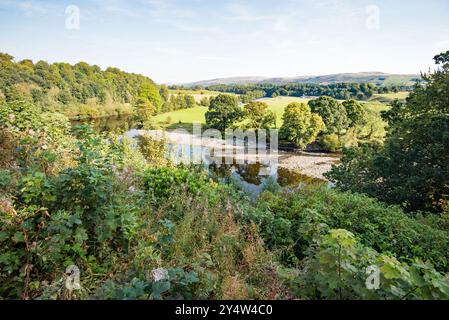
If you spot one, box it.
[0,0,448,83]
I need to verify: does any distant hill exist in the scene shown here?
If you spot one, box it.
[185,76,268,86]
[186,72,421,87]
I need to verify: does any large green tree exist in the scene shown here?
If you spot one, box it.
[138,82,162,112]
[205,94,244,131]
[342,99,367,127]
[243,101,276,129]
[308,97,350,135]
[327,51,449,213]
[133,98,156,128]
[280,103,326,149]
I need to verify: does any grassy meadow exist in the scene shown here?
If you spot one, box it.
[153,96,312,128]
[169,89,235,103]
[369,91,410,104]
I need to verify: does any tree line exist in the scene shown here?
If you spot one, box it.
[173,82,412,101]
[205,94,368,151]
[0,52,200,122]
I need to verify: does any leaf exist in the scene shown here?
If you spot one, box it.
[12,232,25,244]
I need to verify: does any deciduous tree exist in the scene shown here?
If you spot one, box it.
[243,101,276,129]
[205,94,244,131]
[280,103,325,149]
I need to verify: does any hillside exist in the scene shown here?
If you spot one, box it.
[186,72,420,87]
[0,52,161,120]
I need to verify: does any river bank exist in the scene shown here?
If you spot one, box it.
[131,130,340,181]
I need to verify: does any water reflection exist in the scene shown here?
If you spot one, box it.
[71,116,137,133]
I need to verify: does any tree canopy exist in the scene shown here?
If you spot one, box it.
[280,103,326,149]
[327,51,449,213]
[0,52,161,119]
[308,97,350,135]
[243,101,276,130]
[342,99,367,127]
[205,94,244,131]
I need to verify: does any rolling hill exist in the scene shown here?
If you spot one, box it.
[185,72,421,87]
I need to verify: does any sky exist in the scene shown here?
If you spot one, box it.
[0,0,448,84]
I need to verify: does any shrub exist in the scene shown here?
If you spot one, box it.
[137,134,168,167]
[321,134,341,152]
[255,186,449,272]
[291,229,449,300]
[142,167,210,202]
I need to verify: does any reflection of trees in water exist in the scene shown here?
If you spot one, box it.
[209,162,263,185]
[209,162,326,188]
[71,116,136,133]
[277,167,325,187]
[237,163,262,185]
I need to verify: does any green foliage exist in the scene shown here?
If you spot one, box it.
[328,51,449,212]
[279,103,325,149]
[320,134,342,152]
[0,52,161,119]
[0,99,70,138]
[142,167,209,202]
[200,96,210,107]
[294,229,449,300]
[308,97,350,135]
[161,93,198,113]
[342,99,367,127]
[254,187,449,272]
[243,101,276,129]
[0,169,12,190]
[205,82,389,101]
[133,98,156,128]
[325,143,382,194]
[95,268,199,300]
[137,134,169,167]
[138,83,162,112]
[205,94,244,131]
[1,55,448,300]
[240,90,266,103]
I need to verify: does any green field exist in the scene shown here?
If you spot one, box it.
[153,106,208,126]
[169,89,235,103]
[153,96,311,128]
[369,92,409,104]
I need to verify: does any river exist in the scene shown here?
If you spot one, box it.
[72,116,340,195]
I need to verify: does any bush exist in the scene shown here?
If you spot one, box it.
[321,134,341,152]
[290,229,449,300]
[255,186,449,272]
[137,134,168,167]
[142,167,210,203]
